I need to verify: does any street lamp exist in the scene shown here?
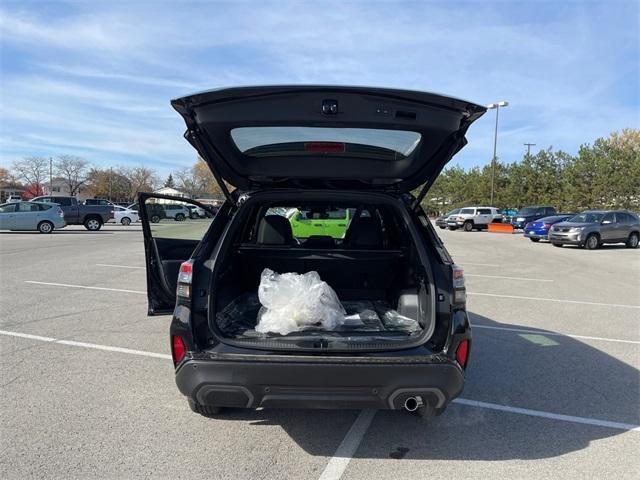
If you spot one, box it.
[487,101,508,205]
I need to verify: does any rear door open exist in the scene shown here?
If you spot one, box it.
[170,86,486,199]
[139,193,217,314]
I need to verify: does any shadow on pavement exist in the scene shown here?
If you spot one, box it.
[197,312,638,460]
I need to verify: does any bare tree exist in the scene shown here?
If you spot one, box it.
[55,155,90,196]
[126,166,159,199]
[12,156,48,191]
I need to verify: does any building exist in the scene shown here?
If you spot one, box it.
[152,186,188,204]
[0,183,26,203]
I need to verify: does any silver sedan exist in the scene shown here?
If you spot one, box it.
[0,201,66,233]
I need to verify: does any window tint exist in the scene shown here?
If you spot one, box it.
[460,208,475,214]
[53,197,72,206]
[18,202,40,212]
[602,213,615,223]
[0,203,18,213]
[478,208,491,215]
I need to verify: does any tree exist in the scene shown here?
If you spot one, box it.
[126,166,159,200]
[12,157,48,194]
[164,173,176,188]
[0,167,9,185]
[85,167,132,202]
[54,155,90,196]
[175,157,227,198]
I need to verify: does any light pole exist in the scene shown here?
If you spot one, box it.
[487,101,508,205]
[524,143,536,157]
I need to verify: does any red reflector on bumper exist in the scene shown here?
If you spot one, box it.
[456,340,469,368]
[172,335,186,364]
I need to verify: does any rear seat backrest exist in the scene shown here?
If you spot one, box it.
[257,215,294,245]
[347,217,384,248]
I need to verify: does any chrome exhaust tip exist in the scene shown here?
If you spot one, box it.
[404,396,424,412]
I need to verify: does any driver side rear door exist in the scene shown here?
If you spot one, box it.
[139,193,220,314]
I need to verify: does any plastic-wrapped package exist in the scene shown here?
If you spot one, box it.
[256,269,347,335]
[382,309,421,332]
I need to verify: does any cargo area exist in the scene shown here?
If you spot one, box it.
[209,200,435,347]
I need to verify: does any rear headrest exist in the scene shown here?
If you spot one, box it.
[257,215,294,245]
[348,217,383,248]
[303,235,336,249]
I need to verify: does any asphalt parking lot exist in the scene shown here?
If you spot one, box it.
[1,224,639,479]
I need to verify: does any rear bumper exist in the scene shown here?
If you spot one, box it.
[175,354,465,410]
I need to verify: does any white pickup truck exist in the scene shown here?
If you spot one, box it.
[447,206,502,231]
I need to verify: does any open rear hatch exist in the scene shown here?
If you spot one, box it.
[171,85,486,198]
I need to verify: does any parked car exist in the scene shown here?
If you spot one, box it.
[129,202,167,223]
[435,208,461,229]
[7,195,22,203]
[30,196,112,231]
[164,203,190,221]
[0,201,66,233]
[524,214,574,242]
[500,208,518,223]
[186,204,206,219]
[549,210,640,249]
[112,205,139,225]
[511,205,557,229]
[140,86,484,419]
[447,206,502,231]
[288,207,351,238]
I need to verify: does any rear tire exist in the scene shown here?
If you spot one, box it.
[463,221,473,232]
[552,243,563,248]
[529,237,540,242]
[187,398,222,417]
[626,232,639,249]
[84,217,102,231]
[439,225,446,230]
[37,221,54,234]
[150,214,161,223]
[121,217,131,226]
[175,213,185,222]
[584,233,599,250]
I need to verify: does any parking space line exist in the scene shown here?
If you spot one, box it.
[474,324,640,345]
[318,409,376,480]
[96,264,146,269]
[456,262,500,267]
[468,292,640,309]
[466,274,553,282]
[453,398,640,432]
[0,329,171,359]
[25,281,146,295]
[1,323,638,478]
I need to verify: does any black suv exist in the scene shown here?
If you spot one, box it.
[140,86,486,418]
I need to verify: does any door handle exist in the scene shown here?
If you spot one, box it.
[338,224,346,227]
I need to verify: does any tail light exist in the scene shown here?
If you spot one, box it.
[177,260,193,299]
[57,208,64,218]
[110,209,114,219]
[456,340,469,368]
[452,265,466,305]
[543,223,551,229]
[171,335,186,365]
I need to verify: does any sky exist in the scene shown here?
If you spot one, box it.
[1,0,638,179]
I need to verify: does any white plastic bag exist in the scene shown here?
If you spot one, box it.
[256,268,346,335]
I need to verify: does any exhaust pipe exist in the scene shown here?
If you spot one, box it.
[403,396,424,412]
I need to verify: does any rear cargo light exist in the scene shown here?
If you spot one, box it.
[171,335,186,364]
[177,260,193,299]
[452,264,466,305]
[456,340,469,368]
